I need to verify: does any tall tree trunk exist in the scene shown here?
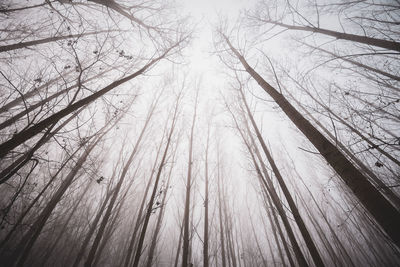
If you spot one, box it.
[217,155,227,267]
[181,93,198,267]
[145,157,174,267]
[92,173,137,267]
[234,225,242,267]
[203,126,210,267]
[0,30,111,53]
[122,165,156,267]
[263,190,296,267]
[264,21,400,52]
[84,152,132,267]
[223,35,400,248]
[301,194,341,267]
[222,188,237,267]
[173,220,184,267]
[259,199,288,267]
[251,146,308,267]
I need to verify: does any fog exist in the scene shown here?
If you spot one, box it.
[0,0,399,266]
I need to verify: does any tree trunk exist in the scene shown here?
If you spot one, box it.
[9,122,110,267]
[239,87,325,267]
[181,93,198,267]
[0,107,83,184]
[0,41,180,159]
[0,30,110,53]
[40,180,92,266]
[203,126,210,267]
[145,160,174,267]
[122,167,156,267]
[284,88,400,210]
[173,220,184,267]
[0,69,74,114]
[72,186,114,267]
[248,211,268,267]
[224,97,308,266]
[217,155,227,267]
[223,35,400,248]
[122,106,168,267]
[259,197,289,267]
[265,21,400,52]
[92,173,137,267]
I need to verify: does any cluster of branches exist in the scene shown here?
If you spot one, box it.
[211,0,400,266]
[0,0,192,266]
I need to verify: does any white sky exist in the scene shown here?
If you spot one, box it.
[178,0,256,74]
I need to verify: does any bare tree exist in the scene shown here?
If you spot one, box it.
[219,33,400,248]
[181,89,199,267]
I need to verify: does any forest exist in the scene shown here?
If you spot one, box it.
[0,0,399,266]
